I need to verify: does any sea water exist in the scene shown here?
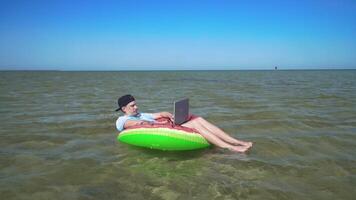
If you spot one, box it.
[0,70,355,199]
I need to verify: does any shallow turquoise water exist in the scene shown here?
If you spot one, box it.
[0,70,355,199]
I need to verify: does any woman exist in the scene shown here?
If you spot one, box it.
[115,94,253,153]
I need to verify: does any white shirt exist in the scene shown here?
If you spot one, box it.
[116,113,155,132]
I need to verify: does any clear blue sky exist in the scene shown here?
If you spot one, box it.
[0,0,355,70]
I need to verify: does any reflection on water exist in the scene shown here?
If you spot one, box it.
[0,70,356,199]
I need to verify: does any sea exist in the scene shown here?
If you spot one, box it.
[0,70,355,199]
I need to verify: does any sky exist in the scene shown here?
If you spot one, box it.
[0,0,355,70]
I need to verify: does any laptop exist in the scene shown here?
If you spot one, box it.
[173,98,189,125]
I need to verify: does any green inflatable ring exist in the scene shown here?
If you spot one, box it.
[117,127,210,151]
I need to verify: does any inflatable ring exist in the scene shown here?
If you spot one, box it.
[117,127,210,151]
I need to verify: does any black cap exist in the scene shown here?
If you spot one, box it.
[115,94,135,111]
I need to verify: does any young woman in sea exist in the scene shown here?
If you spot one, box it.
[115,94,253,153]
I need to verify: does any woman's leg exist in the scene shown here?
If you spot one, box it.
[194,117,252,147]
[181,119,249,152]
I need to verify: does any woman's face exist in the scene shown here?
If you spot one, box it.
[122,101,138,115]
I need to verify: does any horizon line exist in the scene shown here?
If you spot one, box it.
[1,68,356,72]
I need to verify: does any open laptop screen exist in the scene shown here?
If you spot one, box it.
[174,98,189,125]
